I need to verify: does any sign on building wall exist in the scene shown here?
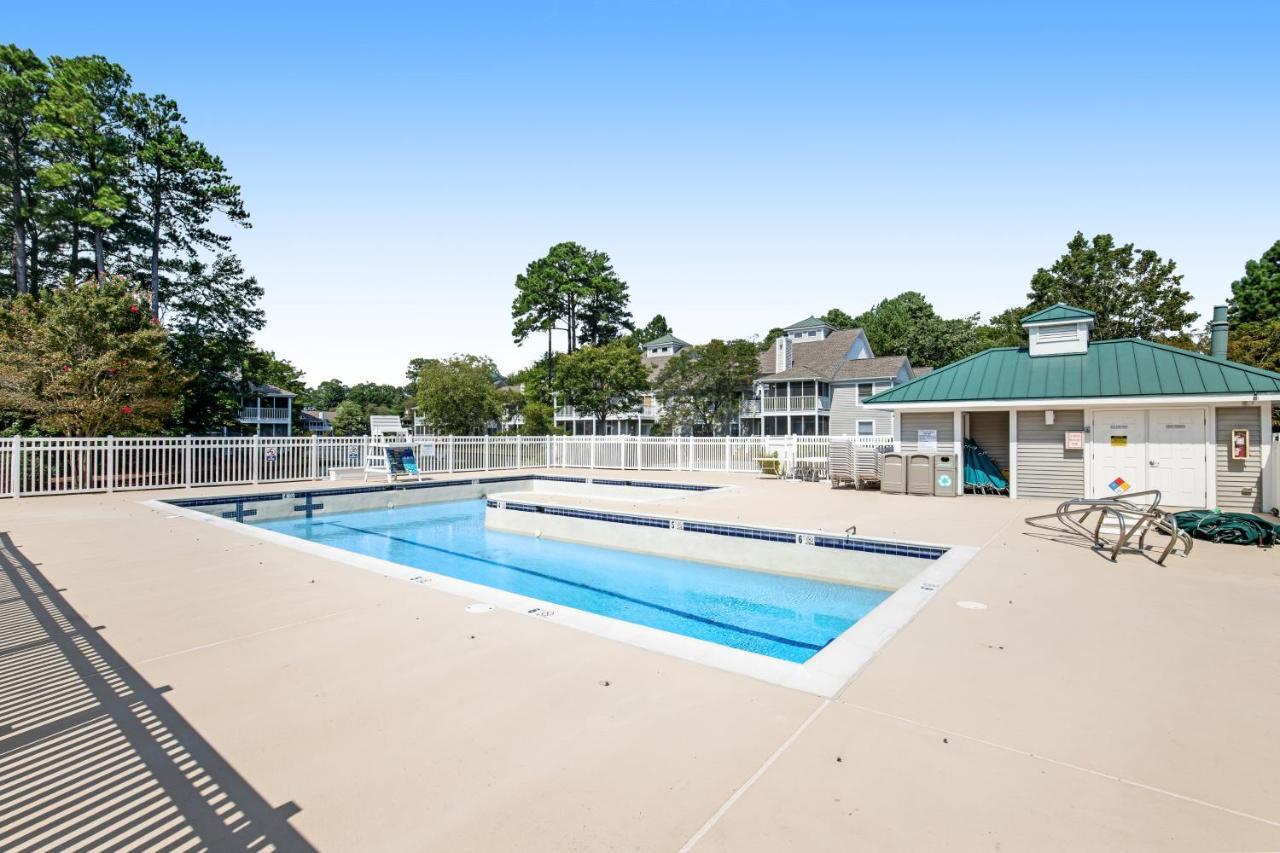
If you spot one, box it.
[917,429,938,452]
[1063,431,1084,450]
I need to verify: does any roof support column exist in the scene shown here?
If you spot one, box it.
[953,410,964,497]
[1008,409,1018,500]
[1261,404,1274,514]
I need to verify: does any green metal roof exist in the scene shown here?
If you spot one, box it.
[1021,303,1096,324]
[784,315,832,330]
[642,333,689,348]
[864,339,1280,405]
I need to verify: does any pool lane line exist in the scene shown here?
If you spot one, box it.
[320,520,827,654]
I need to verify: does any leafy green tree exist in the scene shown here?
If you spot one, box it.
[162,252,264,433]
[127,92,249,318]
[0,276,182,434]
[512,241,632,355]
[975,306,1030,350]
[819,308,857,330]
[345,381,405,414]
[38,55,132,283]
[416,354,501,435]
[554,340,649,434]
[307,379,349,410]
[1028,232,1196,340]
[1227,320,1280,374]
[655,339,759,435]
[633,313,672,344]
[331,399,366,436]
[519,401,556,435]
[506,352,562,405]
[758,326,785,352]
[0,46,49,295]
[1228,239,1280,324]
[854,291,978,367]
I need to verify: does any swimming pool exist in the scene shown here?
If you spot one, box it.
[254,498,890,663]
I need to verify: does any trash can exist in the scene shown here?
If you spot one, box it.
[907,453,935,495]
[933,453,957,496]
[881,452,906,494]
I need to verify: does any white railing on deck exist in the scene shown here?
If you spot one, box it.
[0,434,894,499]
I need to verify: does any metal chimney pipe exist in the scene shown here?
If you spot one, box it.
[1209,305,1229,360]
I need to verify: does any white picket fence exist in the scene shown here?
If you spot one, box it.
[0,434,894,499]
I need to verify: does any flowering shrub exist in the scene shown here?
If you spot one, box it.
[0,278,183,435]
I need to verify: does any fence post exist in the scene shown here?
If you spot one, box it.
[638,437,644,472]
[483,435,490,471]
[516,436,523,470]
[724,437,730,472]
[184,435,193,487]
[11,435,21,498]
[310,434,319,480]
[105,435,115,493]
[448,435,455,474]
[589,436,596,470]
[546,435,552,468]
[251,435,261,484]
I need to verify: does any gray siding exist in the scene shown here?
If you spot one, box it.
[1215,406,1263,512]
[1015,410,1085,499]
[967,411,1010,472]
[899,412,955,451]
[830,383,893,436]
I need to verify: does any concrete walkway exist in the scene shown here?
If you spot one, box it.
[1,470,1278,851]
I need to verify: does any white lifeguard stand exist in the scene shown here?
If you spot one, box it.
[364,415,419,482]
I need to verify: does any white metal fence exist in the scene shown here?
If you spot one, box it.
[0,434,894,499]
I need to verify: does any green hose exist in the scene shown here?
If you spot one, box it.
[1171,510,1279,548]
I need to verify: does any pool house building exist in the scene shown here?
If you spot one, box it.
[865,304,1280,511]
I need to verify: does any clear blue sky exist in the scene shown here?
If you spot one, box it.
[11,2,1280,384]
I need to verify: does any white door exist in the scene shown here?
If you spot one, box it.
[1092,410,1147,498]
[1147,408,1207,507]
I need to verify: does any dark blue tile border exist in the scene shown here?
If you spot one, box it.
[164,474,718,511]
[486,500,945,561]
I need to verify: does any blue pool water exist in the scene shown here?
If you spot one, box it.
[254,499,891,662]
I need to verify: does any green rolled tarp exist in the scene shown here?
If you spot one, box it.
[1171,510,1279,548]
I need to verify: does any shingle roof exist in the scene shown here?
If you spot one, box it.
[865,339,1280,405]
[1021,303,1096,324]
[644,354,675,379]
[248,382,296,398]
[833,355,910,381]
[783,315,833,331]
[757,328,865,380]
[642,333,689,348]
[912,366,935,377]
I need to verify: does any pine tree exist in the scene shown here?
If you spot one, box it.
[1228,239,1280,324]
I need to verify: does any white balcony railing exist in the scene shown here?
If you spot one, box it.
[238,407,291,422]
[754,395,827,413]
[555,404,659,420]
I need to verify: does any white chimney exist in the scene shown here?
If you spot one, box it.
[775,335,792,373]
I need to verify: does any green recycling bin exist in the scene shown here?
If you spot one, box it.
[934,453,957,496]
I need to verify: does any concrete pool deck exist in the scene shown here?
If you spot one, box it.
[2,469,1279,850]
